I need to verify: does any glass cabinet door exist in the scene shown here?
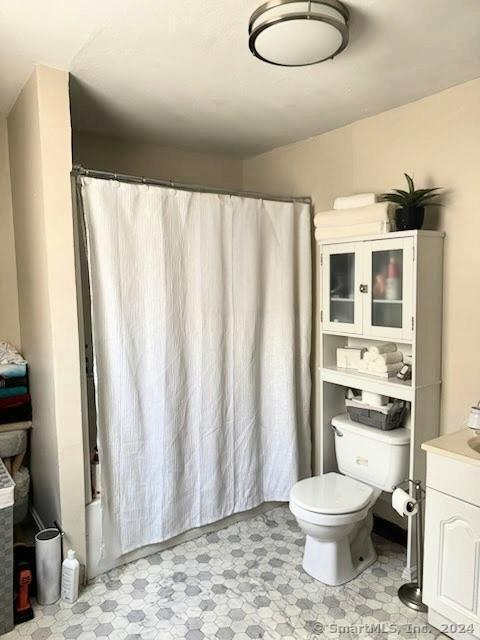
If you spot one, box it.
[364,238,414,340]
[322,243,362,334]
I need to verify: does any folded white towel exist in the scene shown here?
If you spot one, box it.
[314,221,390,242]
[314,202,392,229]
[334,193,378,210]
[369,342,397,355]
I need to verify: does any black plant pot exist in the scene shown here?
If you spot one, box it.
[395,206,425,231]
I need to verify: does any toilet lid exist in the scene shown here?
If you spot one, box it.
[290,473,374,515]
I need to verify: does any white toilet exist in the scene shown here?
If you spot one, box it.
[290,413,410,586]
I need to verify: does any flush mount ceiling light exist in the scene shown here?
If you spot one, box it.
[249,0,349,67]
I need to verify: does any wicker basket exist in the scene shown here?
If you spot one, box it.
[345,398,407,431]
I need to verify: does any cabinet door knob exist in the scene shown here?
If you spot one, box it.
[359,284,368,293]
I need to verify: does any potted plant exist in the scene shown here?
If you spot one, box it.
[381,174,441,231]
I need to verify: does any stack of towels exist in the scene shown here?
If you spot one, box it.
[314,193,393,242]
[0,342,31,424]
[358,342,403,378]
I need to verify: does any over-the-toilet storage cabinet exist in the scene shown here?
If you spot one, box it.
[317,230,444,577]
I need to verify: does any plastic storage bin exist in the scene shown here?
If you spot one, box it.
[0,459,14,635]
[345,398,407,431]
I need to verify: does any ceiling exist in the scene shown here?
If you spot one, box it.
[1,1,479,156]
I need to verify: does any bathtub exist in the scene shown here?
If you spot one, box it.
[86,497,280,579]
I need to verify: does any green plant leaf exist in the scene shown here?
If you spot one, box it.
[382,175,442,208]
[404,173,415,194]
[413,188,441,198]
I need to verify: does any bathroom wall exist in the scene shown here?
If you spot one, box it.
[8,66,86,561]
[73,131,243,190]
[0,119,20,347]
[243,77,480,438]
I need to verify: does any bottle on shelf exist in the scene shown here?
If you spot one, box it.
[385,256,401,300]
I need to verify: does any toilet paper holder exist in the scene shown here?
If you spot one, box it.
[395,478,427,613]
[394,478,425,503]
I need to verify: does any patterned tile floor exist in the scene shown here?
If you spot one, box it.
[5,506,443,640]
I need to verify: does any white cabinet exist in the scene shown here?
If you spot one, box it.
[423,451,480,639]
[322,235,414,341]
[317,230,444,578]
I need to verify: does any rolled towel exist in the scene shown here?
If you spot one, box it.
[368,361,404,374]
[314,202,392,229]
[334,193,378,210]
[369,351,403,365]
[314,221,390,242]
[369,342,397,355]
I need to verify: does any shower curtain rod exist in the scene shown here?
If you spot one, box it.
[72,165,312,205]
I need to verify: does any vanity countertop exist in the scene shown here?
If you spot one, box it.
[422,428,480,467]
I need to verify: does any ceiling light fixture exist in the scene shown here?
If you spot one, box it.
[248,0,349,67]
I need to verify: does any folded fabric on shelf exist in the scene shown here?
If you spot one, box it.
[314,221,389,242]
[0,342,27,365]
[0,404,32,425]
[0,387,28,399]
[0,394,31,410]
[333,193,378,210]
[0,364,27,378]
[313,202,393,229]
[0,376,27,389]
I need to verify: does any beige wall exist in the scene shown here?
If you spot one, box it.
[73,131,243,191]
[243,77,480,436]
[0,119,20,346]
[8,66,86,561]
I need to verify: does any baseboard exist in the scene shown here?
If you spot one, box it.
[373,514,407,547]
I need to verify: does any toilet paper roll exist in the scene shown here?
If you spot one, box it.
[392,488,418,517]
[361,391,388,407]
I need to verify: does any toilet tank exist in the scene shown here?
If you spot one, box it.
[332,414,410,492]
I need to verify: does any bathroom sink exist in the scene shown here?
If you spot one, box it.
[468,436,480,454]
[423,429,480,467]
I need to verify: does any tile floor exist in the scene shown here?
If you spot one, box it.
[5,506,443,640]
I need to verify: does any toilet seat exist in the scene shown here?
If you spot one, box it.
[290,472,374,516]
[290,499,370,527]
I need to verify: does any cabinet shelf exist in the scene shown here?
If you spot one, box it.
[372,299,402,304]
[320,366,413,401]
[330,297,354,303]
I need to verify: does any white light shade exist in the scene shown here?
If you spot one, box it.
[249,0,349,67]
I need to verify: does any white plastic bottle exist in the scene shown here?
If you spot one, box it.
[61,549,80,603]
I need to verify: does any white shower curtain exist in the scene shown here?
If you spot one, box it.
[80,176,311,556]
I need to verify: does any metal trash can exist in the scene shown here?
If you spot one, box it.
[35,528,61,605]
[0,459,14,635]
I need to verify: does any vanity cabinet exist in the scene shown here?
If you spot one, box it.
[322,236,414,341]
[423,446,480,640]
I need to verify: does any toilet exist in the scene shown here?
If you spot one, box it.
[290,413,410,586]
